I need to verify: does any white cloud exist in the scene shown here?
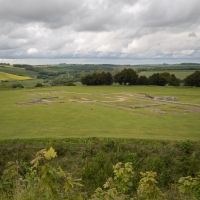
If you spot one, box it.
[181,50,195,55]
[27,48,38,54]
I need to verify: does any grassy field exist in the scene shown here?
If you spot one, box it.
[0,86,200,140]
[139,70,196,80]
[0,71,33,81]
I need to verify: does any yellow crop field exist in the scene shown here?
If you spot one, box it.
[0,71,32,80]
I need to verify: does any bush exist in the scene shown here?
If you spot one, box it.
[82,151,113,193]
[11,83,24,88]
[0,82,11,89]
[34,83,44,87]
[0,147,85,200]
[50,75,69,86]
[66,82,76,86]
[178,172,200,199]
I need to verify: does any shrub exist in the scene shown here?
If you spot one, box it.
[66,82,76,86]
[91,162,134,200]
[137,171,166,200]
[82,151,113,193]
[0,82,11,89]
[34,82,44,87]
[178,172,200,199]
[0,147,85,200]
[11,83,24,88]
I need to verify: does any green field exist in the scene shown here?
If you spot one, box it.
[0,86,200,140]
[0,66,38,77]
[139,70,196,80]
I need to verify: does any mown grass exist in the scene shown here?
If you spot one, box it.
[0,85,200,140]
[0,71,33,81]
[139,70,196,80]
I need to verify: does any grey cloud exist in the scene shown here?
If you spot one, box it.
[0,0,82,29]
[0,0,200,62]
[0,0,140,31]
[188,32,197,38]
[138,0,200,28]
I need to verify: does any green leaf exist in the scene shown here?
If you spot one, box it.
[58,166,66,177]
[178,185,186,193]
[64,181,73,191]
[44,147,57,160]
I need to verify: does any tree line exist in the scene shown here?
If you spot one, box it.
[81,68,200,87]
[81,71,113,85]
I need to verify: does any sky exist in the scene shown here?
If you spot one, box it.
[0,0,200,65]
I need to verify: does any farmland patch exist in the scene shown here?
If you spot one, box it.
[0,71,33,81]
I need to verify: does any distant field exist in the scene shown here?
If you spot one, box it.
[0,86,200,140]
[0,71,33,81]
[0,66,38,77]
[139,70,196,80]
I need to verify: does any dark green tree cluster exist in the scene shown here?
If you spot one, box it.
[81,68,199,87]
[81,72,113,86]
[114,68,138,85]
[184,71,200,87]
[114,69,180,86]
[137,75,149,85]
[149,72,180,86]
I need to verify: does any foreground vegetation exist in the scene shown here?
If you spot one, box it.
[0,138,199,199]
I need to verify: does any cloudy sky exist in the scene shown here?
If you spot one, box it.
[1,0,200,65]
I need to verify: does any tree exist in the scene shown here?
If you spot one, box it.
[114,68,138,85]
[138,75,149,85]
[159,72,171,86]
[104,72,113,85]
[169,74,180,86]
[114,72,124,85]
[124,68,138,85]
[148,73,161,85]
[184,71,200,87]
